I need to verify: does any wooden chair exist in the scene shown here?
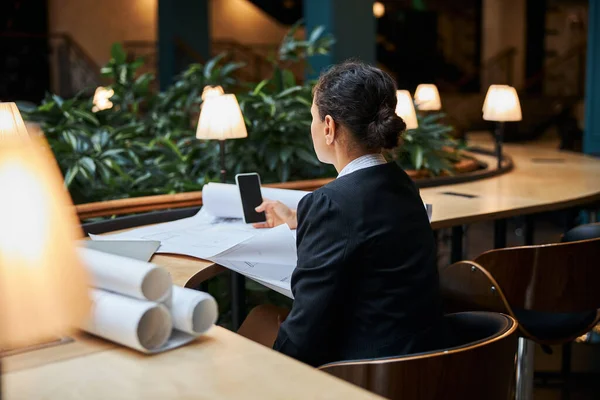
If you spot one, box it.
[559,223,600,383]
[319,312,518,400]
[439,238,600,400]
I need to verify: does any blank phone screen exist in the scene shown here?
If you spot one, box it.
[237,174,267,223]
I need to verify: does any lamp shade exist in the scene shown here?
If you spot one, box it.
[92,86,114,112]
[0,102,29,139]
[0,138,90,348]
[196,94,248,140]
[201,85,225,100]
[414,84,442,111]
[482,85,522,122]
[395,90,419,130]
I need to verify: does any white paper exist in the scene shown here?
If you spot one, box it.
[83,289,174,353]
[91,183,308,259]
[425,203,433,221]
[82,288,217,354]
[202,182,309,219]
[79,247,173,303]
[169,286,218,336]
[91,210,259,259]
[210,225,296,298]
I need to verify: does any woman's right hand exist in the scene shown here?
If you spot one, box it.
[253,200,297,230]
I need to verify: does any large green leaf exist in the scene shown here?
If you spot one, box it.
[111,43,127,64]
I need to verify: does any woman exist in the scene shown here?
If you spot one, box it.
[249,61,442,367]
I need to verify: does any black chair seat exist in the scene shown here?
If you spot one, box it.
[513,308,598,341]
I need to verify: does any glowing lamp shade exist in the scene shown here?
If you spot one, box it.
[201,85,225,101]
[0,138,90,349]
[395,90,419,130]
[373,2,385,18]
[414,84,442,111]
[196,94,248,140]
[0,102,29,139]
[482,85,522,122]
[92,86,114,112]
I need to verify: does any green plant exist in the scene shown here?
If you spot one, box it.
[391,108,462,176]
[24,44,242,203]
[227,24,336,183]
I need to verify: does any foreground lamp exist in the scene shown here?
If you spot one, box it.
[201,85,225,101]
[92,86,114,112]
[0,137,90,387]
[0,102,29,139]
[482,85,522,168]
[395,90,419,130]
[414,84,442,111]
[196,93,248,329]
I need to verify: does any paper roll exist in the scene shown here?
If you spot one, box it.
[202,182,309,219]
[84,289,172,353]
[79,247,172,302]
[169,286,218,336]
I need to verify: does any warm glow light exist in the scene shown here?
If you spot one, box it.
[0,138,89,348]
[414,84,442,111]
[201,85,225,101]
[92,86,114,112]
[395,90,419,130]
[0,102,29,139]
[373,1,385,18]
[482,85,522,122]
[196,94,248,140]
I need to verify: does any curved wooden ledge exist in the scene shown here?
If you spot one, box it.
[75,151,507,220]
[76,179,333,220]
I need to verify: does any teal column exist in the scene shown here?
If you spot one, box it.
[304,0,376,78]
[158,0,210,90]
[584,0,600,155]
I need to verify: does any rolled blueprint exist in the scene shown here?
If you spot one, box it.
[79,247,172,303]
[169,286,218,335]
[202,182,309,219]
[83,289,172,353]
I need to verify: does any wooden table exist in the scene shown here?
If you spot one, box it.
[422,140,600,229]
[119,138,600,289]
[3,324,381,399]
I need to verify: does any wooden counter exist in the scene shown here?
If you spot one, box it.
[4,320,381,400]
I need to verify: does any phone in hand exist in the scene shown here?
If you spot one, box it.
[235,173,267,224]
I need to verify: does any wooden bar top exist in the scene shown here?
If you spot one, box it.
[3,326,381,399]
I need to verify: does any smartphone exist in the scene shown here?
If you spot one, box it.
[235,173,267,224]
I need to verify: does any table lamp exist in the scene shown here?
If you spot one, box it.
[196,92,248,329]
[395,90,419,130]
[414,84,442,111]
[0,137,90,393]
[92,86,114,112]
[482,85,522,168]
[196,93,248,182]
[0,102,30,139]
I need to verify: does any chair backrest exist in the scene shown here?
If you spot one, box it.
[473,238,600,313]
[319,312,518,400]
[562,222,600,243]
[81,207,201,236]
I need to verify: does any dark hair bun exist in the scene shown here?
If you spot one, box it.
[367,106,407,149]
[314,61,407,151]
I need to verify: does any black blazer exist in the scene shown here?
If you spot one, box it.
[273,162,443,367]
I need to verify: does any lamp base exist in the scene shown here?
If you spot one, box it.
[218,139,246,329]
[494,122,505,169]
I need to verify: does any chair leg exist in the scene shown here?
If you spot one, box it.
[516,338,535,400]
